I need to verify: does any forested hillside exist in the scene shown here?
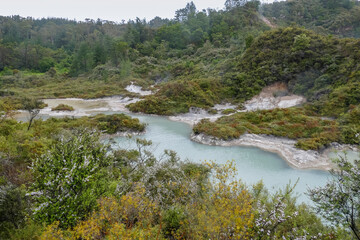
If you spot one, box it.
[262,0,360,37]
[0,1,264,74]
[1,0,359,110]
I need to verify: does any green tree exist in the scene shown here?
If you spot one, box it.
[111,40,129,66]
[38,57,55,72]
[29,129,112,228]
[0,42,14,71]
[292,33,311,51]
[70,43,92,75]
[308,157,360,239]
[124,18,150,48]
[191,28,205,45]
[92,42,106,67]
[175,1,197,22]
[21,98,44,131]
[156,23,189,49]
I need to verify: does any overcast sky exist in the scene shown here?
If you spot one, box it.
[0,0,234,23]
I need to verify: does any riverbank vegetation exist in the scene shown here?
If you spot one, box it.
[127,79,229,115]
[193,108,341,150]
[1,128,356,239]
[0,114,145,164]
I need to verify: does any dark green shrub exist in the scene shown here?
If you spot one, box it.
[162,206,186,238]
[221,108,236,115]
[51,104,74,111]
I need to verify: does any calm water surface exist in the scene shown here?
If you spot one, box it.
[111,112,331,203]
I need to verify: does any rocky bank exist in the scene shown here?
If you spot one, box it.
[191,133,336,170]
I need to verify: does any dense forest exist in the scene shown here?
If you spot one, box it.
[1,0,360,239]
[262,0,360,37]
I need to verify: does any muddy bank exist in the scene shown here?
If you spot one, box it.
[191,133,335,170]
[243,82,306,111]
[168,104,239,125]
[169,83,306,126]
[13,96,141,123]
[40,97,140,117]
[125,83,152,96]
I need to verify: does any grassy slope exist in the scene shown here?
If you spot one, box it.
[232,27,360,114]
[193,27,360,148]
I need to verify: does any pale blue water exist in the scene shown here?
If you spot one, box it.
[110,112,331,204]
[21,110,334,203]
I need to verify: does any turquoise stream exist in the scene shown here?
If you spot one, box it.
[20,106,333,204]
[110,112,330,204]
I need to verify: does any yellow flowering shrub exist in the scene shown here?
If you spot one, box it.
[71,184,160,239]
[180,161,254,239]
[40,222,65,240]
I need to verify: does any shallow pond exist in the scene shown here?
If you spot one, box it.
[111,112,331,203]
